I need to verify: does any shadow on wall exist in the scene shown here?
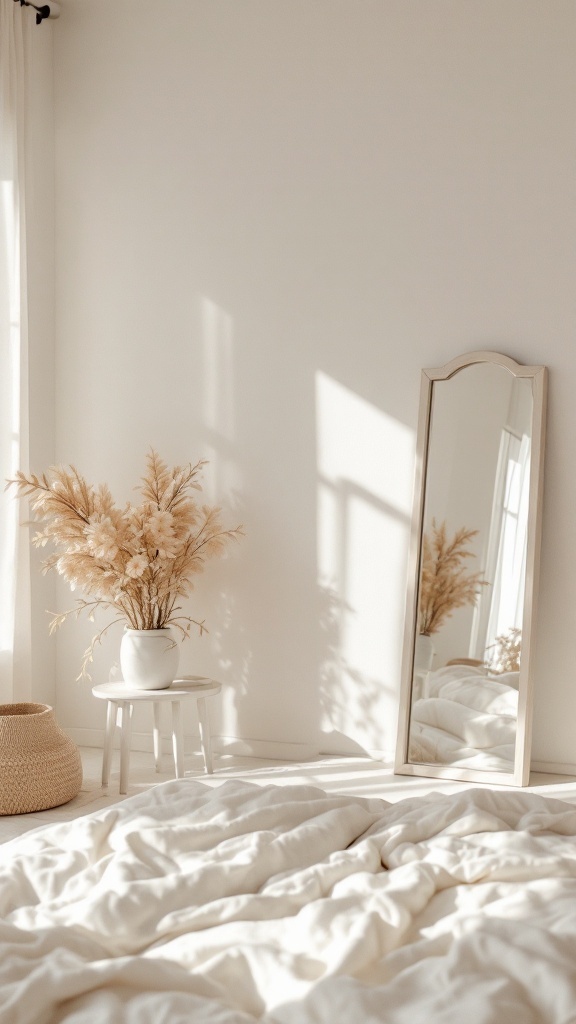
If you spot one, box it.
[315,373,414,756]
[177,299,415,760]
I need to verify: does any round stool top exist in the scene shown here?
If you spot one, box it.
[92,676,221,701]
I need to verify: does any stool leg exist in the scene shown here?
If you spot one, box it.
[102,700,116,786]
[197,696,213,775]
[119,701,133,795]
[153,702,162,772]
[171,700,184,779]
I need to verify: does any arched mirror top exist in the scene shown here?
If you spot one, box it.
[424,350,547,382]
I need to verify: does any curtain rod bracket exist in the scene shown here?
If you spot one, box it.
[14,0,60,24]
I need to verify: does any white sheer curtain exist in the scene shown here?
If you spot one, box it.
[0,0,32,704]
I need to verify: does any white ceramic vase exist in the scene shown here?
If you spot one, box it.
[119,628,179,690]
[414,633,435,674]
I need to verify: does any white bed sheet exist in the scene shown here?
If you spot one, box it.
[409,665,519,770]
[2,779,576,1023]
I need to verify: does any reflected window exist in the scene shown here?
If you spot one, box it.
[483,429,530,665]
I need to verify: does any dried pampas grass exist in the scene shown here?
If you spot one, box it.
[419,518,488,637]
[7,450,243,678]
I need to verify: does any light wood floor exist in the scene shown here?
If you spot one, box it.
[3,746,576,845]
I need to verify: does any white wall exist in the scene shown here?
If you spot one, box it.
[45,0,576,766]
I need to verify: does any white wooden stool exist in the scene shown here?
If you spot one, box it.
[91,676,221,794]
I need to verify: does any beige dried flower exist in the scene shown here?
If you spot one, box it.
[7,450,243,678]
[419,518,488,637]
[486,627,522,673]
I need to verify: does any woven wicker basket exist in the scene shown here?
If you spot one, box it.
[0,703,83,815]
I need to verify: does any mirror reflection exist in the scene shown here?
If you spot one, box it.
[393,352,545,782]
[407,362,534,774]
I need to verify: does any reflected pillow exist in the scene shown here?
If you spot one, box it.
[496,671,520,690]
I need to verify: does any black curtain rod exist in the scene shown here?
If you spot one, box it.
[14,0,60,25]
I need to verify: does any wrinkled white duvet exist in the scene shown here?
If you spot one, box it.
[410,666,519,770]
[3,779,576,1023]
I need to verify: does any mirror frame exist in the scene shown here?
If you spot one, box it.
[395,351,547,787]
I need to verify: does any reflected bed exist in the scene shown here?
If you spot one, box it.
[408,663,520,772]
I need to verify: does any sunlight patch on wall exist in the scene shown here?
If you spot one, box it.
[316,371,414,751]
[316,374,414,519]
[200,296,238,501]
[201,297,235,440]
[196,296,244,724]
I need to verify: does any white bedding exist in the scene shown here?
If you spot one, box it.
[409,665,519,770]
[3,779,576,1023]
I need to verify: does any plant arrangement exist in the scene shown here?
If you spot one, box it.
[486,626,522,673]
[7,450,243,678]
[418,518,488,636]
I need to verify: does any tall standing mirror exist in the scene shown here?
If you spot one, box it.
[395,352,547,786]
